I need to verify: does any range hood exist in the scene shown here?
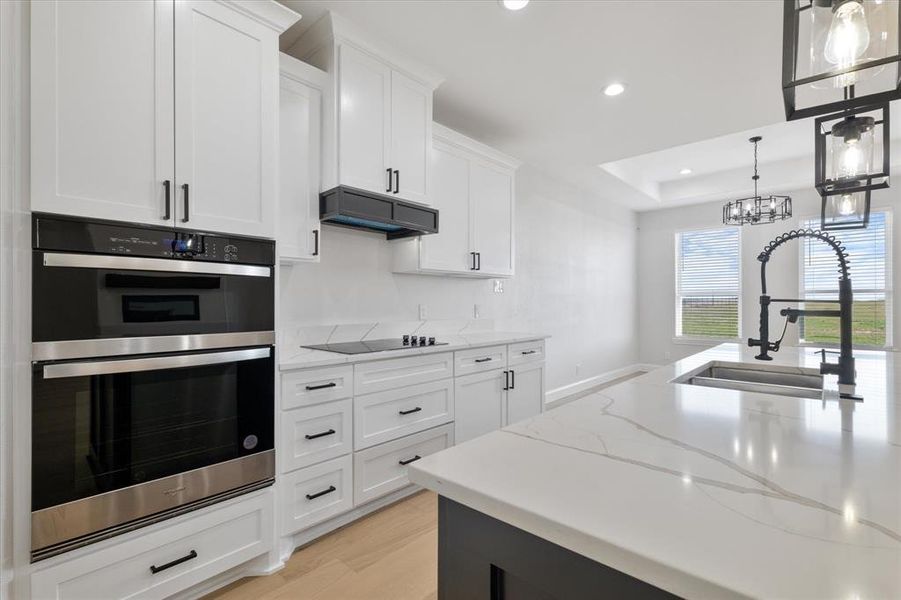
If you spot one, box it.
[320,186,439,240]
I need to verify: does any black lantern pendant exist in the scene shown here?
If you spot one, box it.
[723,137,793,226]
[782,0,900,120]
[814,102,887,229]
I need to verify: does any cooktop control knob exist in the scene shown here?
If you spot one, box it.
[428,337,436,345]
[410,335,419,345]
[419,336,427,346]
[403,335,410,345]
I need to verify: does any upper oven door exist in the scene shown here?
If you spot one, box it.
[32,252,274,344]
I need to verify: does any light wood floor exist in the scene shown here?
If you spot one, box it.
[205,490,438,600]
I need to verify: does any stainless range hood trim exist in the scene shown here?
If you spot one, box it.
[32,331,275,362]
[31,450,275,558]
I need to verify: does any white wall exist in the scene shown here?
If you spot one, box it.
[280,163,640,394]
[638,184,900,366]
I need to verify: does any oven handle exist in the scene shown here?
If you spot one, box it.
[42,347,271,379]
[42,252,271,278]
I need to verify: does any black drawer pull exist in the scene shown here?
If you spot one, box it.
[306,485,336,500]
[503,370,509,391]
[312,229,320,256]
[510,369,515,390]
[474,357,492,363]
[521,350,537,355]
[162,180,171,220]
[305,382,337,391]
[399,407,422,415]
[150,550,197,574]
[398,454,421,466]
[181,183,190,223]
[305,428,336,440]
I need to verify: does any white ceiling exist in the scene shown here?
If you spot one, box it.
[277,1,894,211]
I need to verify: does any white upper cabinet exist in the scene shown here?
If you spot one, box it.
[31,0,175,225]
[279,54,327,263]
[286,12,441,205]
[337,44,393,195]
[32,0,300,238]
[393,124,520,278]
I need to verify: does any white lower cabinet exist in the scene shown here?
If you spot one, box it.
[281,455,354,535]
[454,369,506,444]
[354,378,454,450]
[31,492,272,600]
[353,424,453,506]
[506,361,545,425]
[281,399,353,472]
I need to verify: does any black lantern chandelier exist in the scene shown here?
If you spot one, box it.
[782,0,896,230]
[723,137,793,226]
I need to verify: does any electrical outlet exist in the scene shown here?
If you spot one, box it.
[418,304,427,320]
[473,304,481,319]
[494,280,504,293]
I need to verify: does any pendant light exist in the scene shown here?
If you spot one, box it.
[782,0,900,121]
[723,137,793,226]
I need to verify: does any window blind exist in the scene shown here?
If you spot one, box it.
[800,211,892,347]
[676,227,740,338]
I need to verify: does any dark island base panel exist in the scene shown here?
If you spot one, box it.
[438,497,681,600]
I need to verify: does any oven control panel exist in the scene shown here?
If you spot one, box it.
[33,213,275,266]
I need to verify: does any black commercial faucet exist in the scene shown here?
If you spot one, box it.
[748,229,856,395]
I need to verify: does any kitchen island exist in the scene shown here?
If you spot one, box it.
[408,344,901,599]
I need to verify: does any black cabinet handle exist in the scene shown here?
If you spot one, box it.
[181,183,190,223]
[305,428,336,440]
[162,180,171,220]
[386,168,393,192]
[470,252,477,270]
[306,485,336,500]
[503,370,509,391]
[399,407,422,415]
[510,369,515,390]
[150,550,197,575]
[521,350,537,355]
[305,382,337,391]
[474,357,492,363]
[312,230,319,256]
[393,169,399,194]
[476,252,481,270]
[398,454,421,466]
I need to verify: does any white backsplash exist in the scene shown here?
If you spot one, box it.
[279,318,498,349]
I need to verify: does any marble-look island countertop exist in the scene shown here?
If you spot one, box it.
[279,331,549,370]
[409,344,901,599]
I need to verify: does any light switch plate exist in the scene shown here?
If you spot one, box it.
[493,280,504,293]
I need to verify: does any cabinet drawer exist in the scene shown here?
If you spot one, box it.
[454,345,507,377]
[354,379,454,450]
[354,352,453,395]
[353,424,453,505]
[31,492,271,600]
[281,399,352,472]
[508,339,545,367]
[281,455,353,535]
[282,365,353,409]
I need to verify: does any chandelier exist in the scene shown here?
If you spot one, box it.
[723,137,793,226]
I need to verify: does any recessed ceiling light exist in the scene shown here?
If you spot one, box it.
[679,168,692,175]
[499,0,529,10]
[603,82,626,97]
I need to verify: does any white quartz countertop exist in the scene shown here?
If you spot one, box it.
[408,344,901,599]
[279,331,549,370]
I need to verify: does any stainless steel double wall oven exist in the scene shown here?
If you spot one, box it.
[31,214,276,561]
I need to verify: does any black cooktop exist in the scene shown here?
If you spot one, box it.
[303,337,447,355]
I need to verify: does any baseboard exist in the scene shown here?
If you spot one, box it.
[545,363,656,408]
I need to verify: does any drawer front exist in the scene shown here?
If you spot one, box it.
[507,339,545,367]
[354,352,453,395]
[354,379,454,450]
[454,345,508,377]
[281,455,353,535]
[281,399,353,472]
[353,424,454,506]
[282,365,353,409]
[31,492,271,600]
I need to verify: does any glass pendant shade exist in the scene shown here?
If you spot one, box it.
[814,102,888,197]
[830,115,875,179]
[822,189,871,229]
[783,0,900,120]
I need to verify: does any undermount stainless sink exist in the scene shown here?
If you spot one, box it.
[674,362,824,399]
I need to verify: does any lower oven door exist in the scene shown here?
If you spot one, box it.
[31,346,275,559]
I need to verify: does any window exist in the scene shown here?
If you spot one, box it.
[676,227,740,339]
[800,211,892,347]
